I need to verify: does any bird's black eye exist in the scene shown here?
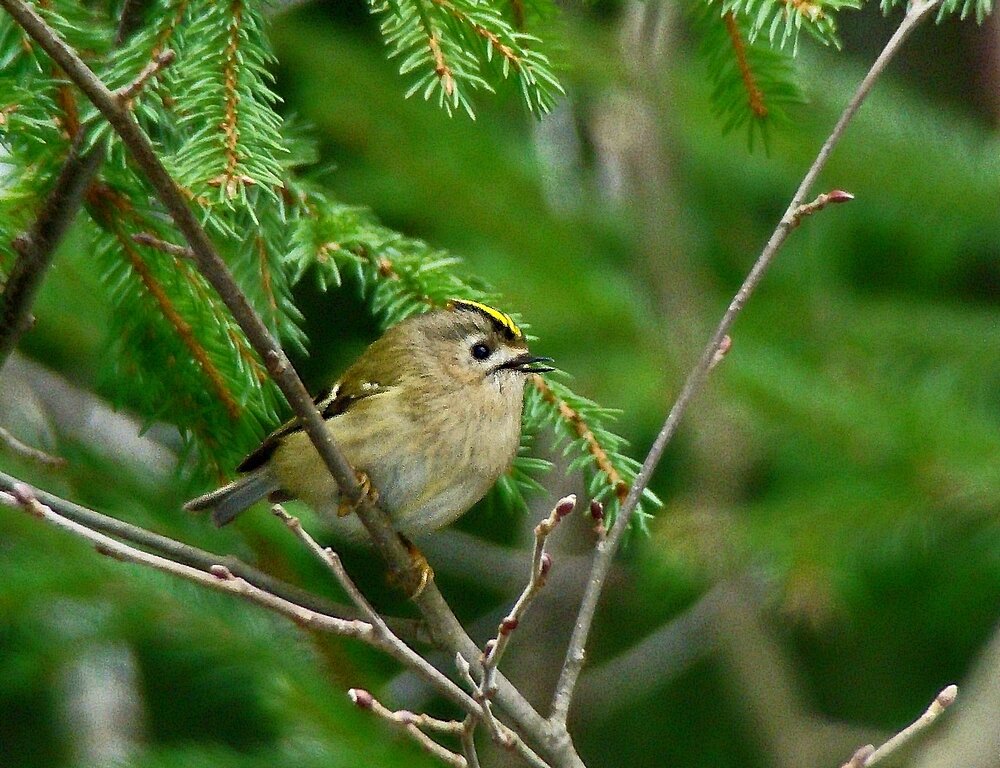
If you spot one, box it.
[471,342,492,361]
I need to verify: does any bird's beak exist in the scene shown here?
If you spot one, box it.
[496,354,555,374]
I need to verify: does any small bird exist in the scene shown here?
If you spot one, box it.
[184,299,553,539]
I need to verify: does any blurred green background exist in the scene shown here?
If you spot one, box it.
[2,2,999,767]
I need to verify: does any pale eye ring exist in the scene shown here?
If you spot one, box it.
[471,342,492,361]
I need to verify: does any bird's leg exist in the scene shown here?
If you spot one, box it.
[337,469,378,517]
[396,533,434,600]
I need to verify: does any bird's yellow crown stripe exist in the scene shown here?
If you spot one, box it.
[448,298,522,339]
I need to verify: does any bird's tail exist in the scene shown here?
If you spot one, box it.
[183,468,280,527]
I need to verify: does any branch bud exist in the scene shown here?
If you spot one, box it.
[349,688,373,709]
[209,564,234,580]
[589,500,604,522]
[936,684,958,708]
[555,495,576,518]
[539,553,552,578]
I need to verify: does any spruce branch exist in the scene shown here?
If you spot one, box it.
[693,1,805,148]
[369,0,562,117]
[88,184,243,422]
[0,8,576,764]
[547,0,938,728]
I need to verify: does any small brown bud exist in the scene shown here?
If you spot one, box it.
[826,189,854,204]
[500,617,519,634]
[590,500,604,521]
[209,564,234,579]
[555,495,576,518]
[349,688,373,709]
[539,553,552,577]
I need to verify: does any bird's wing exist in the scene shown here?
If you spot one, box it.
[235,378,390,473]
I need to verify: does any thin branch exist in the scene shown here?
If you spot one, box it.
[115,49,176,104]
[349,689,467,768]
[863,685,958,767]
[0,5,570,762]
[480,496,574,697]
[547,0,939,729]
[723,11,767,118]
[132,231,195,260]
[0,134,103,370]
[272,505,480,716]
[0,469,428,643]
[2,483,374,639]
[4,480,490,724]
[461,716,482,768]
[0,426,65,467]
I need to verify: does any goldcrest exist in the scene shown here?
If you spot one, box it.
[184,300,553,538]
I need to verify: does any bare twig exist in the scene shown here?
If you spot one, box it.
[0,469,428,643]
[863,685,958,766]
[272,505,482,718]
[0,5,567,762]
[2,483,374,638]
[481,496,574,697]
[0,426,65,467]
[461,716,482,768]
[349,689,467,768]
[455,654,553,768]
[3,480,485,719]
[547,0,939,729]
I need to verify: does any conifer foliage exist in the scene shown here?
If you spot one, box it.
[0,0,991,520]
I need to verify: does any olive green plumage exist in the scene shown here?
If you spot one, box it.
[184,301,552,538]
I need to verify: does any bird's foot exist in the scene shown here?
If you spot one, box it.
[337,470,378,518]
[394,534,434,600]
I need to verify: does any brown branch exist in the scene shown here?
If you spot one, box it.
[547,0,939,730]
[131,232,271,386]
[115,48,175,104]
[0,133,103,369]
[0,0,150,373]
[427,31,456,98]
[723,11,767,119]
[432,0,521,70]
[151,0,189,56]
